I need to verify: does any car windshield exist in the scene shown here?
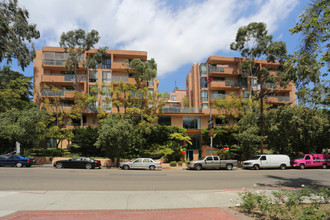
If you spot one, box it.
[250,156,261,160]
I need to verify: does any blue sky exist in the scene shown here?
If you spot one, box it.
[7,0,313,93]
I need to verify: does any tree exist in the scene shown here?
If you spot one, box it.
[59,29,107,127]
[0,67,34,112]
[235,113,261,160]
[230,22,288,153]
[46,125,73,149]
[68,127,101,156]
[95,116,133,164]
[264,105,329,156]
[0,0,40,70]
[125,58,157,121]
[0,108,50,154]
[285,0,329,108]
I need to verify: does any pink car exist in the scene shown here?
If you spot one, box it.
[290,154,330,169]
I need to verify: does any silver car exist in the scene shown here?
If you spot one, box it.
[119,158,162,170]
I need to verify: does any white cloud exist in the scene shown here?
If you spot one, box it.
[20,0,298,76]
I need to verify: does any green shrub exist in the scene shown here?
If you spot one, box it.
[237,187,330,219]
[25,148,64,157]
[178,161,183,166]
[169,161,177,167]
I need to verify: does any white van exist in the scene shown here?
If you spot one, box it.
[243,154,291,170]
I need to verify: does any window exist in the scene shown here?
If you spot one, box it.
[148,80,154,86]
[133,159,142,163]
[260,156,266,160]
[200,77,207,88]
[214,157,219,161]
[102,101,112,112]
[200,63,207,75]
[89,85,98,97]
[213,77,225,81]
[102,58,111,69]
[102,71,111,83]
[102,86,111,98]
[171,95,176,101]
[243,91,249,99]
[143,159,151,163]
[183,116,201,129]
[89,70,98,82]
[202,103,208,109]
[206,157,213,161]
[201,91,208,101]
[158,116,171,126]
[305,155,311,160]
[212,91,225,99]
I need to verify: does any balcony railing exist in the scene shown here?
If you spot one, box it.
[201,97,208,102]
[264,82,277,89]
[43,59,65,66]
[112,75,129,82]
[41,89,64,97]
[278,96,291,102]
[162,107,202,113]
[225,80,239,87]
[212,94,226,100]
[208,66,225,73]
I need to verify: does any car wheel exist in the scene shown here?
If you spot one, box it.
[85,163,92,169]
[299,164,305,169]
[16,162,22,168]
[253,164,259,170]
[56,163,63,169]
[123,165,129,170]
[280,164,286,170]
[322,164,327,169]
[149,165,155,171]
[226,164,233,170]
[195,164,202,171]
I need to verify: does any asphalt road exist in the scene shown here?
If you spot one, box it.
[0,167,329,191]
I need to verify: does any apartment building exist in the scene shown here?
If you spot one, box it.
[33,50,296,160]
[33,46,158,127]
[187,56,296,113]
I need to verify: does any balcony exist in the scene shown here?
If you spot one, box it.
[111,62,129,71]
[201,97,208,102]
[209,80,240,90]
[112,75,129,82]
[262,82,293,91]
[43,59,65,66]
[208,66,239,76]
[162,107,202,113]
[265,96,291,103]
[41,74,87,83]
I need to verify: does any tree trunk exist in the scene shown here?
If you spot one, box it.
[260,97,264,154]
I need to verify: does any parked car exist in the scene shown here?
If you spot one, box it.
[243,154,291,170]
[291,154,330,169]
[53,157,101,169]
[187,156,237,170]
[119,158,162,170]
[0,154,35,167]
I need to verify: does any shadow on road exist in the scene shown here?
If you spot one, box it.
[257,175,329,188]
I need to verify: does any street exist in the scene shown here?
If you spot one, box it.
[0,167,329,191]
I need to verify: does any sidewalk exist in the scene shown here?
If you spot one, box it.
[2,208,252,220]
[0,190,253,219]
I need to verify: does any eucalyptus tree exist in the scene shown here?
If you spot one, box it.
[59,29,107,127]
[285,0,329,108]
[125,58,158,121]
[230,22,288,153]
[0,0,40,70]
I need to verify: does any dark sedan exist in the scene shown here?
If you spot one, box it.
[53,157,101,169]
[0,154,35,167]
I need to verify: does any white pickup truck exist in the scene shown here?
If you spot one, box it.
[187,156,237,170]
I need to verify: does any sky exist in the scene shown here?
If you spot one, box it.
[10,0,311,93]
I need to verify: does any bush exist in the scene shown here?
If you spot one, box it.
[178,161,183,166]
[169,161,177,167]
[25,148,64,157]
[237,187,330,219]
